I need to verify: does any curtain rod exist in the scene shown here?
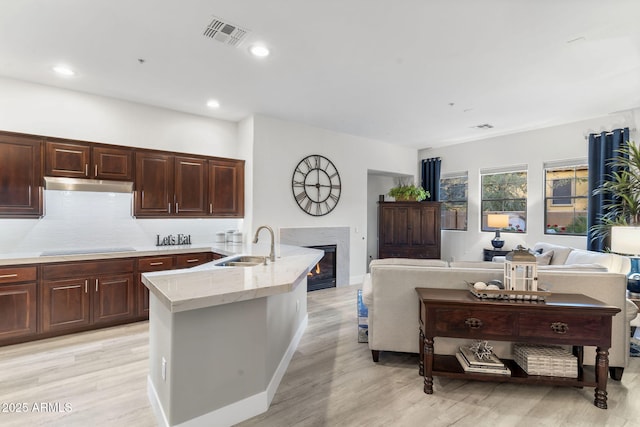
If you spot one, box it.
[583,128,635,140]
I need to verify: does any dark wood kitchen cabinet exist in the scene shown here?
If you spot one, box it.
[45,139,133,181]
[134,152,207,217]
[0,131,43,218]
[136,251,215,318]
[209,158,245,217]
[0,266,37,341]
[41,259,135,333]
[136,255,175,318]
[378,201,441,259]
[134,151,173,216]
[175,156,208,216]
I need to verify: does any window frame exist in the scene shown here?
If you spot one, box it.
[543,161,588,236]
[480,166,528,233]
[439,172,468,231]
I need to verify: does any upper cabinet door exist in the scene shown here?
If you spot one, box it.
[209,159,244,217]
[93,146,134,181]
[134,152,174,217]
[0,132,43,218]
[46,140,133,181]
[174,156,208,216]
[45,140,91,178]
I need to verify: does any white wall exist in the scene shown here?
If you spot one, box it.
[421,112,639,262]
[251,115,418,284]
[0,77,244,254]
[366,173,400,268]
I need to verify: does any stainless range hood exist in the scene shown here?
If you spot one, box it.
[44,176,133,193]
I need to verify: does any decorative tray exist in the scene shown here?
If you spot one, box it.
[467,283,550,301]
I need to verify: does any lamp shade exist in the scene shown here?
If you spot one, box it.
[610,226,640,256]
[487,214,509,229]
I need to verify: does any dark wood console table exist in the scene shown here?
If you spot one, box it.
[483,248,510,261]
[416,288,620,409]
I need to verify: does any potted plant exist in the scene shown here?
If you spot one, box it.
[388,183,430,202]
[591,141,640,242]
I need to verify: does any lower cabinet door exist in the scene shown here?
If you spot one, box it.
[93,273,135,324]
[137,278,150,318]
[41,278,91,332]
[0,282,37,339]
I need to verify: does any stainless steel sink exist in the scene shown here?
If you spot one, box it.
[217,255,266,267]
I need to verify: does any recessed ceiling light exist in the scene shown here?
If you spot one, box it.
[53,65,75,76]
[206,99,220,109]
[249,44,270,58]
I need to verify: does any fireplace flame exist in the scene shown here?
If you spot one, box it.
[308,263,321,277]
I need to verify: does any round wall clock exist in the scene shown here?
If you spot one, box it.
[292,154,341,216]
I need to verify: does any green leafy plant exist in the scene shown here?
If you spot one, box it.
[591,141,640,243]
[388,184,430,201]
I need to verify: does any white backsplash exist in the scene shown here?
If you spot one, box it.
[0,190,243,254]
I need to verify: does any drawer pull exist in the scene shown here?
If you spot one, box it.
[186,259,199,263]
[464,317,483,329]
[0,273,18,279]
[550,322,569,334]
[149,262,164,266]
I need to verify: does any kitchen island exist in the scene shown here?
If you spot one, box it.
[142,243,323,427]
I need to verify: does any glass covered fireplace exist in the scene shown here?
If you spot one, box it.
[306,245,337,292]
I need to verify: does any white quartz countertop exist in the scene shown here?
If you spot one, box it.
[0,242,246,266]
[141,244,323,312]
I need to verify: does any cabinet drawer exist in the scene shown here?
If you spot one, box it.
[432,308,516,337]
[138,256,175,272]
[175,252,213,268]
[519,314,605,341]
[0,266,37,284]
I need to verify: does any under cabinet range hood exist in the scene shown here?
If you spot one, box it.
[44,176,134,193]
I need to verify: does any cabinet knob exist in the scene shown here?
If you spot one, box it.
[550,322,569,334]
[464,317,483,329]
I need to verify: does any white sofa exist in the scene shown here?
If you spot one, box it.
[492,242,631,274]
[362,253,635,380]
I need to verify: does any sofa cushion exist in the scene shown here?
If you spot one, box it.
[535,250,554,265]
[370,258,448,268]
[532,242,573,265]
[450,261,503,269]
[538,263,608,272]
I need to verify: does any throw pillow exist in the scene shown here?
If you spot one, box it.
[535,250,553,265]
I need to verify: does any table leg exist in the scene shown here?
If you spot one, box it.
[419,328,425,376]
[594,346,609,409]
[423,336,434,394]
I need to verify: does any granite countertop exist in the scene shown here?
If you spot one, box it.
[0,242,247,266]
[141,244,323,313]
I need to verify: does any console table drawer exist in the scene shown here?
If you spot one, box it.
[519,314,605,341]
[433,308,516,337]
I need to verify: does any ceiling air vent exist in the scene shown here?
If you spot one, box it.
[474,123,494,129]
[203,16,250,47]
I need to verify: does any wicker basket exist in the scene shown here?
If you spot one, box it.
[513,344,577,378]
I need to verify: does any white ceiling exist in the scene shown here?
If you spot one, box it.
[1,0,639,149]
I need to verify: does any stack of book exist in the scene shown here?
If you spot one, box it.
[455,346,511,375]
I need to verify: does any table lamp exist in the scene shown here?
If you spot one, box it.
[610,225,640,294]
[487,214,509,249]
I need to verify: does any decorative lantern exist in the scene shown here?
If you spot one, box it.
[504,245,538,292]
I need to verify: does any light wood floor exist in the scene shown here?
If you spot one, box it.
[1,285,640,426]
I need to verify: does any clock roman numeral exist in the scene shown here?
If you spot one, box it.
[296,192,307,203]
[303,157,313,171]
